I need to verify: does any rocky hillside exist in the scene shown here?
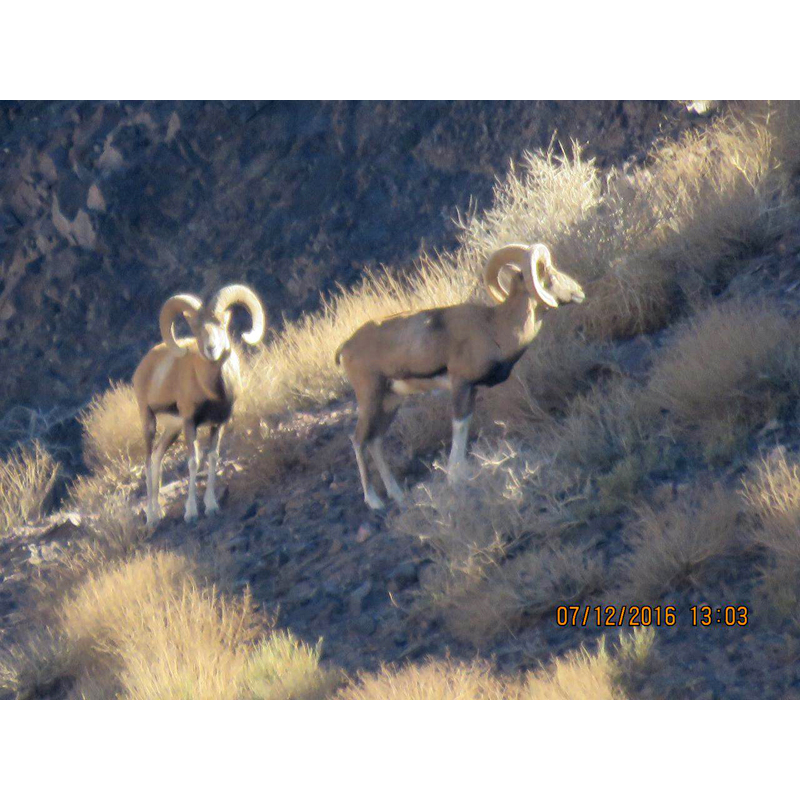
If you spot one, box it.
[0,101,699,469]
[6,101,800,700]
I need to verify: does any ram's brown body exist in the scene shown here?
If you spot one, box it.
[337,288,540,402]
[132,284,264,528]
[132,339,239,428]
[336,243,585,510]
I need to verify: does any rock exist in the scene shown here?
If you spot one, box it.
[353,616,377,636]
[348,580,372,616]
[418,563,438,591]
[757,419,781,439]
[356,523,373,543]
[387,561,418,590]
[241,502,259,521]
[287,581,318,604]
[329,539,343,556]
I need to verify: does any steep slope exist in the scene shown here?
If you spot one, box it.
[0,100,699,469]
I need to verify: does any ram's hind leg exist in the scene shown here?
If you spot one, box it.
[204,424,224,516]
[368,392,404,504]
[148,415,182,528]
[352,381,392,511]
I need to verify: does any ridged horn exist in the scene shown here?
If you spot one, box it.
[159,294,203,356]
[211,284,266,345]
[483,244,534,303]
[530,243,558,308]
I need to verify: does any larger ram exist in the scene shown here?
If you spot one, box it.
[336,243,585,510]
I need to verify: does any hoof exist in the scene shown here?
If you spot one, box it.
[387,487,405,505]
[184,508,199,523]
[205,502,220,517]
[365,491,385,512]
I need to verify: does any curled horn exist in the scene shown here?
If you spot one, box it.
[530,244,558,308]
[483,244,534,303]
[160,294,203,356]
[211,284,266,345]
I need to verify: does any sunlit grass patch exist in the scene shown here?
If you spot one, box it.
[0,441,60,531]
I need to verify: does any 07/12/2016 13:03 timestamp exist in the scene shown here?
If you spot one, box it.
[556,606,750,627]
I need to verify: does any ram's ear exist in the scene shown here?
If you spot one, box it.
[530,244,559,308]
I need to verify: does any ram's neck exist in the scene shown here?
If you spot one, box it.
[490,291,542,357]
[195,351,239,402]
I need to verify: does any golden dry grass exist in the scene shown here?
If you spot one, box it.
[0,551,339,700]
[0,441,60,531]
[341,658,515,700]
[240,632,342,700]
[619,485,742,604]
[79,381,143,472]
[342,629,654,699]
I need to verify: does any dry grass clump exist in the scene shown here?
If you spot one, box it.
[71,382,149,510]
[742,451,800,561]
[79,381,142,472]
[0,630,77,700]
[1,551,338,699]
[524,639,621,700]
[56,551,255,699]
[394,441,602,645]
[240,632,342,700]
[618,486,742,604]
[741,451,800,620]
[342,629,655,700]
[647,300,800,460]
[551,379,670,516]
[0,441,60,531]
[84,491,149,559]
[341,658,515,700]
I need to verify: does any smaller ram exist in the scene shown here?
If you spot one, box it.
[132,284,265,528]
[336,244,585,510]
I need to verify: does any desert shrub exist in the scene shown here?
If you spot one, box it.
[1,550,341,700]
[342,630,653,700]
[341,658,515,700]
[0,441,60,531]
[240,632,341,700]
[741,451,800,621]
[524,638,620,700]
[0,630,77,700]
[85,491,149,558]
[550,378,672,516]
[618,485,742,604]
[647,300,800,461]
[80,381,142,472]
[394,440,602,645]
[58,551,261,699]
